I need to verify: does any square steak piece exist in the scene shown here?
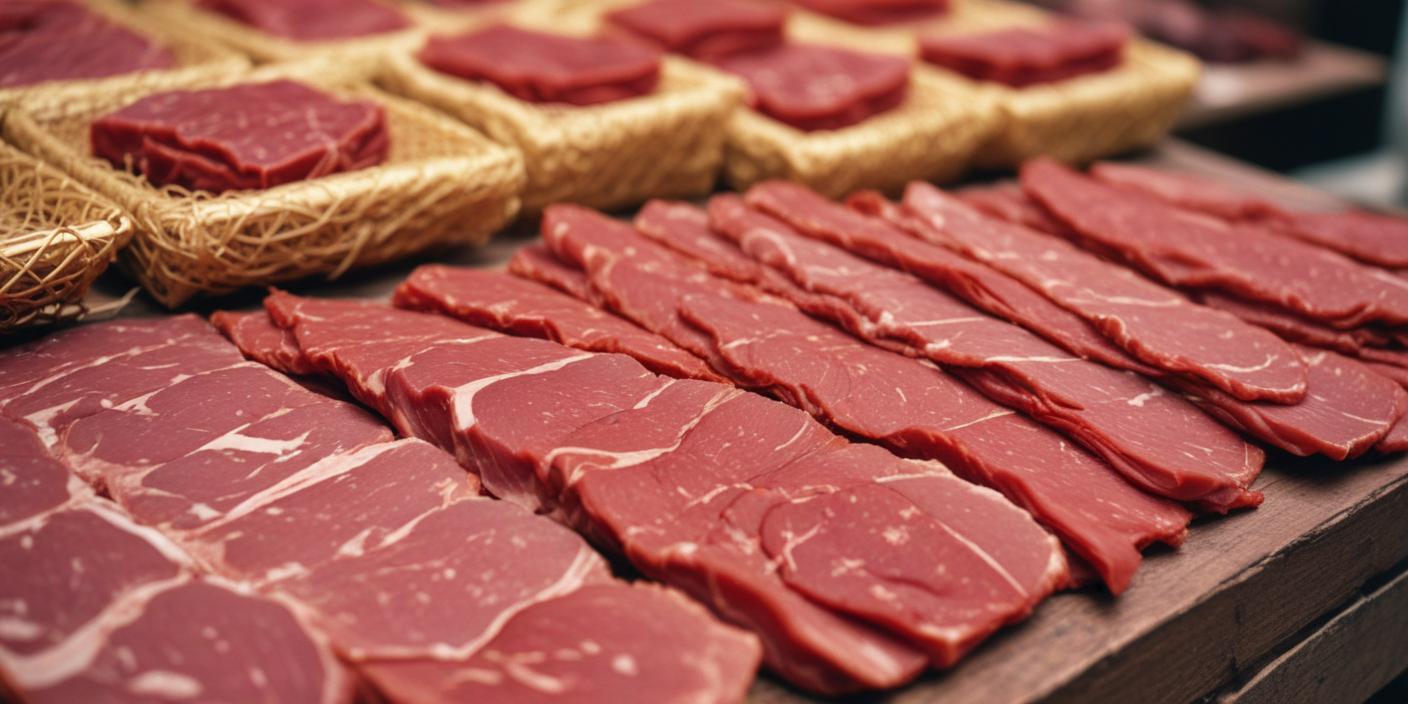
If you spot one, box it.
[606,0,786,61]
[418,24,662,106]
[195,0,410,41]
[90,80,389,193]
[919,21,1130,87]
[710,43,910,131]
[0,0,174,88]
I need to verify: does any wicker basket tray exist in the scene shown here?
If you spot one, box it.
[2,65,525,308]
[788,0,1201,167]
[0,142,132,333]
[380,35,743,213]
[0,0,250,114]
[141,0,425,75]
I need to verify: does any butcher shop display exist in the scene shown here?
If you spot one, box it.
[710,43,912,130]
[919,20,1130,87]
[89,80,390,192]
[194,0,411,41]
[0,0,175,88]
[418,24,664,106]
[605,0,788,61]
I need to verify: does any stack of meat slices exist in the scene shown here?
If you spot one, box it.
[919,20,1131,87]
[0,0,175,88]
[0,316,761,703]
[606,0,787,61]
[89,80,390,193]
[196,0,411,41]
[418,24,663,106]
[794,0,951,25]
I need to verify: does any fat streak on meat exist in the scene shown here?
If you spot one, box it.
[260,291,1067,693]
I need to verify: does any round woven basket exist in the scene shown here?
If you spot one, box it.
[0,142,132,333]
[0,0,250,116]
[3,63,525,308]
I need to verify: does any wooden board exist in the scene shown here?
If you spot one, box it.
[70,140,1408,702]
[1178,41,1387,130]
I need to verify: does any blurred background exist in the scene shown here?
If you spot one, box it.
[1030,0,1408,208]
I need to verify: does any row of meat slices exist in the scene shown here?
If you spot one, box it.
[0,316,760,703]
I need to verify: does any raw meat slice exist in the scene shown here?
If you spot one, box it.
[91,80,389,193]
[1274,211,1408,270]
[919,21,1128,87]
[709,43,910,131]
[1090,161,1285,222]
[418,24,662,106]
[1194,291,1392,357]
[957,182,1074,237]
[212,309,320,376]
[263,292,1070,692]
[794,0,949,25]
[555,197,1188,593]
[0,1,174,88]
[737,185,1265,511]
[1021,159,1408,329]
[1366,361,1408,390]
[606,0,786,60]
[361,583,760,704]
[897,181,1307,403]
[510,243,598,302]
[0,417,83,525]
[195,0,410,40]
[394,264,724,381]
[1379,413,1408,453]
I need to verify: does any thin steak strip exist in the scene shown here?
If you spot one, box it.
[526,199,1189,594]
[736,185,1264,510]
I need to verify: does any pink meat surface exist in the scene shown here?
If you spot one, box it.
[710,43,911,131]
[212,309,321,376]
[0,1,174,88]
[1275,211,1408,270]
[606,0,786,60]
[510,243,600,302]
[919,21,1128,87]
[394,264,724,381]
[91,80,389,193]
[957,182,1075,236]
[740,182,1265,511]
[1022,159,1408,330]
[1090,161,1286,222]
[419,24,662,106]
[196,0,410,40]
[597,200,1190,593]
[794,0,950,25]
[899,181,1307,403]
[264,290,1069,693]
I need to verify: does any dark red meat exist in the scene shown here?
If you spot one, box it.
[91,80,389,193]
[1090,162,1286,222]
[0,417,78,525]
[212,309,321,376]
[557,199,1190,594]
[1022,159,1408,330]
[742,182,1265,511]
[919,21,1128,87]
[710,43,910,131]
[394,264,724,381]
[196,0,411,40]
[958,183,1076,236]
[419,24,662,106]
[794,0,949,25]
[606,0,786,60]
[1273,211,1408,270]
[510,244,599,302]
[899,181,1306,403]
[0,1,174,89]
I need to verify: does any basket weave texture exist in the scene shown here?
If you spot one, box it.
[0,0,250,114]
[3,65,525,309]
[379,31,744,213]
[0,141,131,333]
[141,0,425,75]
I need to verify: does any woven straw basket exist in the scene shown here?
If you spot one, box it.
[141,0,425,76]
[0,0,250,113]
[2,64,525,309]
[380,40,743,214]
[0,142,131,333]
[789,0,1201,167]
[399,0,529,32]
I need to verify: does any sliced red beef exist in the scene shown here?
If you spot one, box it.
[710,43,911,131]
[1378,413,1408,453]
[0,1,174,88]
[899,181,1307,403]
[1272,211,1408,270]
[0,418,80,525]
[212,309,321,376]
[418,24,662,106]
[794,0,949,25]
[740,183,1264,511]
[606,0,786,60]
[1021,159,1408,330]
[919,21,1128,87]
[195,0,410,40]
[1089,162,1286,222]
[510,243,600,302]
[91,80,389,193]
[957,182,1076,237]
[394,264,725,381]
[1194,291,1392,356]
